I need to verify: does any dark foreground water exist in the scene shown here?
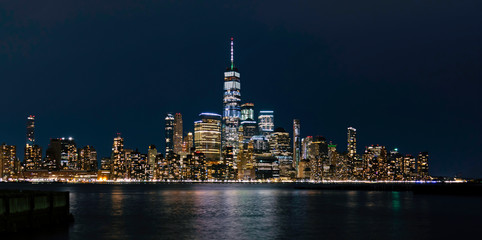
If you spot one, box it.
[2,183,481,240]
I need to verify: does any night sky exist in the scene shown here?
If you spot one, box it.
[0,1,480,177]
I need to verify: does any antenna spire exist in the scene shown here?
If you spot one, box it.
[230,37,234,70]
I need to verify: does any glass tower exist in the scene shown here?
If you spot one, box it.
[222,38,241,161]
[347,127,357,158]
[240,103,254,121]
[24,115,42,170]
[111,133,125,179]
[173,113,183,155]
[417,152,429,179]
[258,110,274,136]
[165,113,175,156]
[183,132,194,154]
[60,137,77,170]
[240,120,258,141]
[26,115,35,145]
[195,113,222,163]
[293,119,301,169]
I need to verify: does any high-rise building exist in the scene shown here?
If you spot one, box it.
[417,152,429,179]
[269,127,291,156]
[240,120,258,141]
[25,145,42,170]
[130,150,148,180]
[122,149,133,179]
[111,133,125,179]
[173,113,183,155]
[26,115,35,146]
[347,127,357,158]
[100,157,111,171]
[254,155,280,180]
[258,111,274,135]
[60,137,78,170]
[44,138,62,171]
[182,132,194,154]
[78,145,97,171]
[293,119,301,169]
[147,145,157,172]
[222,38,241,159]
[24,115,42,170]
[388,148,404,180]
[194,113,222,163]
[250,135,270,154]
[403,154,417,180]
[301,136,313,160]
[327,144,340,174]
[241,103,255,121]
[363,145,388,180]
[0,144,17,179]
[307,136,329,180]
[165,113,175,156]
[182,151,207,180]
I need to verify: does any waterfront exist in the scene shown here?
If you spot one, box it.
[2,183,481,240]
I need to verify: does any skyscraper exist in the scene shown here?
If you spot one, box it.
[307,136,329,180]
[78,145,97,171]
[60,137,77,170]
[173,113,183,155]
[301,136,313,160]
[347,127,357,158]
[100,157,111,171]
[403,154,417,180]
[129,150,148,180]
[222,38,241,160]
[240,103,255,121]
[182,132,194,154]
[258,111,274,136]
[293,119,301,170]
[388,148,404,180]
[165,113,175,156]
[270,127,291,156]
[0,144,17,179]
[111,133,125,179]
[44,138,62,171]
[195,113,222,163]
[24,144,42,170]
[26,115,35,145]
[147,145,157,172]
[251,135,270,154]
[24,115,42,170]
[417,152,429,179]
[363,145,388,180]
[240,120,258,141]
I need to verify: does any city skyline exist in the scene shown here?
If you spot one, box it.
[0,1,480,177]
[0,39,437,182]
[0,37,474,179]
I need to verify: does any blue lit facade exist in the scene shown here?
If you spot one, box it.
[222,38,241,163]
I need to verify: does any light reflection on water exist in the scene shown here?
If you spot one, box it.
[1,183,481,240]
[392,191,401,211]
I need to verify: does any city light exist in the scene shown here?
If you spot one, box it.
[0,39,437,183]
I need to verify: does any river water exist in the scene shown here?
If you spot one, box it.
[2,183,481,240]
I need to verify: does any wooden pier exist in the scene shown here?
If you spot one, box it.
[0,190,73,232]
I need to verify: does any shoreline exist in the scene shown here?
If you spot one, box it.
[1,181,481,196]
